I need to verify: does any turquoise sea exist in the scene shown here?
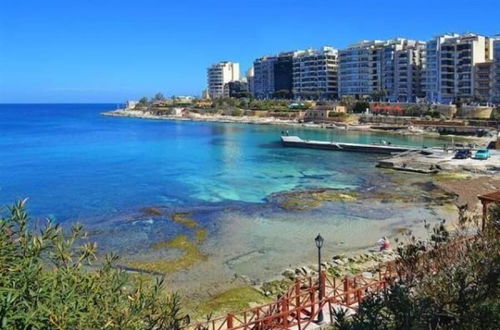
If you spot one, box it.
[0,104,456,293]
[0,104,447,220]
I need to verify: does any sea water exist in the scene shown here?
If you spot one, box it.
[0,104,456,294]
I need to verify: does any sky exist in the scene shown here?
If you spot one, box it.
[0,0,499,103]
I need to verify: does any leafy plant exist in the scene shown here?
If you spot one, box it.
[0,200,187,329]
[330,205,500,329]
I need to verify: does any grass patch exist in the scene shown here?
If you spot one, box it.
[171,212,198,228]
[195,287,269,317]
[128,235,207,274]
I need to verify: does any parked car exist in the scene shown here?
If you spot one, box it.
[473,149,490,160]
[454,149,472,159]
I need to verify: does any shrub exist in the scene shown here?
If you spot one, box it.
[331,206,500,329]
[0,200,187,329]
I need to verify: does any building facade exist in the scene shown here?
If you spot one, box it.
[246,67,255,97]
[292,46,339,100]
[425,34,493,103]
[274,52,295,98]
[207,61,240,99]
[494,39,500,104]
[253,56,277,99]
[339,39,425,102]
[225,80,249,98]
[424,34,459,102]
[474,62,493,102]
[338,40,385,99]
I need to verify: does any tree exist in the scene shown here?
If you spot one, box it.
[138,97,149,106]
[154,93,166,101]
[330,208,500,329]
[370,89,388,102]
[352,101,370,114]
[0,200,188,329]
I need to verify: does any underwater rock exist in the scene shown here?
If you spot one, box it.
[140,207,163,216]
[171,212,199,228]
[271,189,358,211]
[126,234,207,274]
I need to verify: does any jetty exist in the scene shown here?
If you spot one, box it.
[281,136,425,155]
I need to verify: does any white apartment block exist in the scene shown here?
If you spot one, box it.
[253,56,277,99]
[339,39,425,102]
[388,39,425,102]
[494,39,500,104]
[424,34,459,103]
[425,33,493,103]
[292,46,339,100]
[207,61,240,99]
[339,40,383,98]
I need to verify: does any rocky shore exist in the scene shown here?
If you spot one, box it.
[102,109,492,142]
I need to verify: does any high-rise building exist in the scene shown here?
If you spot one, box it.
[493,39,500,104]
[392,40,426,102]
[338,40,385,99]
[474,62,493,102]
[225,80,249,98]
[246,67,255,97]
[424,34,459,103]
[339,39,425,102]
[252,51,300,99]
[425,33,493,103]
[292,46,339,100]
[274,52,295,98]
[207,61,240,99]
[253,56,277,99]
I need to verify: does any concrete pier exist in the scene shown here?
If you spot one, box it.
[281,136,424,155]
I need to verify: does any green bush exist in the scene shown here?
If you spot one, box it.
[0,200,187,329]
[330,208,500,329]
[352,102,370,114]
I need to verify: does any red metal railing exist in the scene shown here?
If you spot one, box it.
[189,235,480,330]
[189,261,399,330]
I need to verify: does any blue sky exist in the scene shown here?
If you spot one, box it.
[0,0,499,103]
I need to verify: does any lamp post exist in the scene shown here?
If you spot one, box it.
[315,233,324,324]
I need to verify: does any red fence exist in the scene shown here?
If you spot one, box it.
[189,261,399,330]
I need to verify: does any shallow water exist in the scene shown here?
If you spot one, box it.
[0,104,457,296]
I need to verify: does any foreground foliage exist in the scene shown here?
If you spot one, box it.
[0,200,187,329]
[332,204,500,330]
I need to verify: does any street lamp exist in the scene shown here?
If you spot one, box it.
[315,233,324,324]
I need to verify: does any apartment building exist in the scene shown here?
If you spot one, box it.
[338,40,382,98]
[207,61,240,99]
[389,40,426,102]
[274,52,295,98]
[424,34,459,102]
[246,67,255,97]
[339,39,425,102]
[253,56,277,99]
[425,33,493,103]
[494,39,500,104]
[474,62,493,102]
[292,46,339,100]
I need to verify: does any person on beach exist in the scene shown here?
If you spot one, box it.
[378,236,392,252]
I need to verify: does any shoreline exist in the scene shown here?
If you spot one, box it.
[101,109,492,143]
[183,173,499,319]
